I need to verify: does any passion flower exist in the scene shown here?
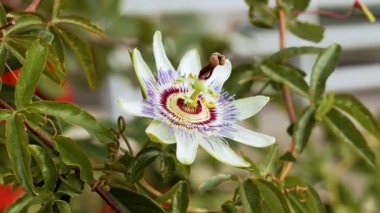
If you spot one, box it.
[119,31,275,167]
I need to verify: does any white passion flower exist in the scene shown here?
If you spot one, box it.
[118,31,275,167]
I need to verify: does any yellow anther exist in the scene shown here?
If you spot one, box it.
[202,98,215,108]
[189,73,197,80]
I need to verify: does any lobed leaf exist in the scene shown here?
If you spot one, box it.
[239,179,262,213]
[170,181,190,213]
[53,16,105,37]
[324,109,376,166]
[26,101,116,143]
[334,94,380,140]
[29,145,58,191]
[261,64,309,97]
[55,136,94,184]
[15,40,48,109]
[55,26,97,90]
[198,174,237,195]
[294,107,316,153]
[309,44,341,104]
[5,114,35,194]
[110,186,165,213]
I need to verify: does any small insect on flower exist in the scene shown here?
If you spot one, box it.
[118,31,275,167]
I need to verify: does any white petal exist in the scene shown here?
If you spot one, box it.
[234,96,270,120]
[226,125,275,148]
[198,136,250,167]
[146,120,176,144]
[131,48,155,97]
[117,99,150,118]
[153,31,175,72]
[206,59,232,92]
[177,49,201,77]
[175,131,199,165]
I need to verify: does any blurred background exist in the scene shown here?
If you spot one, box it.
[1,0,380,212]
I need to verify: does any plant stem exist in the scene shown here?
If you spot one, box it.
[24,0,41,12]
[276,0,297,181]
[0,98,125,213]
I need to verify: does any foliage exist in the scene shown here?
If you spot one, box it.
[0,0,379,212]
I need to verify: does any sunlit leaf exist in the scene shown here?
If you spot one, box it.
[334,94,380,140]
[55,26,96,90]
[125,147,160,183]
[294,107,316,153]
[239,179,262,213]
[261,64,309,97]
[309,44,341,104]
[110,186,165,213]
[53,16,105,37]
[15,40,48,109]
[5,114,35,194]
[171,181,190,213]
[29,145,58,191]
[26,101,116,143]
[55,136,94,184]
[324,109,376,166]
[198,174,237,195]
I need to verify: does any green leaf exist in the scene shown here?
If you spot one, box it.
[29,145,58,191]
[198,174,237,195]
[284,176,325,213]
[55,26,96,90]
[160,153,176,184]
[221,200,238,213]
[293,0,310,11]
[315,92,335,121]
[279,151,296,162]
[324,109,376,166]
[110,186,165,213]
[155,181,183,203]
[5,114,35,194]
[294,107,316,153]
[334,94,380,140]
[265,46,323,62]
[5,193,52,213]
[0,109,12,121]
[286,15,324,42]
[248,4,276,28]
[239,179,262,213]
[56,173,84,196]
[55,200,71,213]
[26,101,116,143]
[259,144,279,175]
[256,179,291,213]
[0,43,7,90]
[49,26,65,62]
[309,44,341,103]
[4,14,45,35]
[261,64,309,97]
[171,181,190,213]
[52,0,62,19]
[53,16,105,37]
[55,136,94,184]
[0,3,6,26]
[15,40,48,109]
[125,147,160,183]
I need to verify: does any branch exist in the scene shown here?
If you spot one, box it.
[276,0,297,181]
[0,98,124,213]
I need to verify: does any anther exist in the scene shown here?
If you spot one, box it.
[198,52,226,80]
